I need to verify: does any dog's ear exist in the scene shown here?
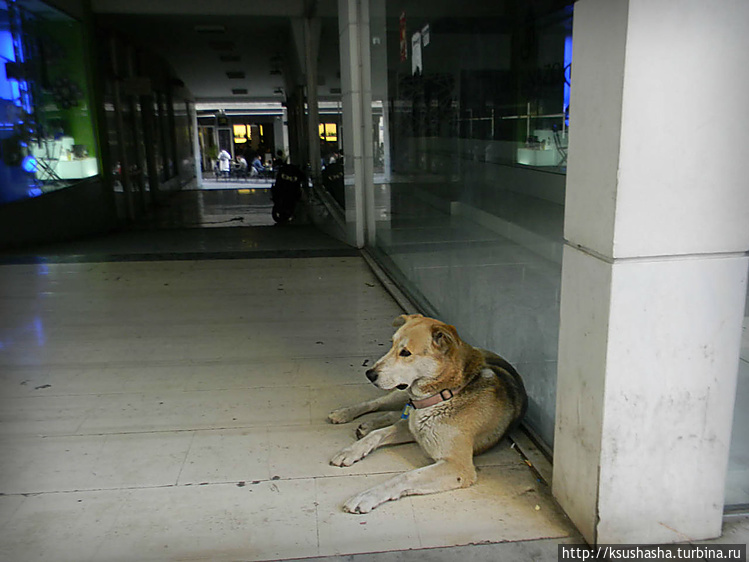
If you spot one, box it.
[392,313,423,327]
[431,324,458,354]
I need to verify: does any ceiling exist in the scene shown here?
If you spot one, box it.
[91,0,341,106]
[88,0,574,108]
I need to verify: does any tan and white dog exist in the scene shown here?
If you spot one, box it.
[328,314,527,514]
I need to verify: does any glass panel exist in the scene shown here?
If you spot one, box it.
[0,0,99,204]
[175,100,195,185]
[154,93,168,182]
[726,288,749,506]
[370,1,573,449]
[315,16,342,206]
[320,102,343,209]
[322,159,344,209]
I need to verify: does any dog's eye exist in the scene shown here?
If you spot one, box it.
[399,349,411,357]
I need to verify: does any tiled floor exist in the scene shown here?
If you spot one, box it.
[1,191,745,561]
[0,234,578,561]
[144,186,277,229]
[0,189,357,265]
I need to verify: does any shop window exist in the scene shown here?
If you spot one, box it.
[0,0,99,204]
[319,122,337,142]
[233,123,249,144]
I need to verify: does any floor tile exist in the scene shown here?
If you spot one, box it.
[412,464,571,548]
[297,356,386,388]
[0,364,195,398]
[0,489,128,562]
[95,482,319,562]
[315,476,421,557]
[267,424,427,481]
[177,428,270,485]
[182,360,301,391]
[0,494,25,529]
[0,395,93,437]
[78,387,312,434]
[0,432,193,494]
[308,383,389,424]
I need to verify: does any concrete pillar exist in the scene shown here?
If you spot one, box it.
[369,0,390,183]
[553,0,749,545]
[189,102,202,186]
[292,16,321,177]
[286,86,306,167]
[273,111,289,161]
[304,16,322,184]
[338,0,374,248]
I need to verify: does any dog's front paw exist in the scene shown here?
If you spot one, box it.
[343,490,384,514]
[330,442,371,467]
[327,407,355,424]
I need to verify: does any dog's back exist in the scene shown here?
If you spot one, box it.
[482,349,528,431]
[433,348,525,456]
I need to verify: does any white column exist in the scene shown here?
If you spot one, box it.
[338,0,374,248]
[273,113,289,162]
[369,0,390,183]
[190,102,202,186]
[554,0,749,545]
[304,16,322,184]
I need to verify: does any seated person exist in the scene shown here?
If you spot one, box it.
[250,154,264,177]
[236,155,248,177]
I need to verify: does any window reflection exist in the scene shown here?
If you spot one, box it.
[370,1,574,449]
[0,0,99,204]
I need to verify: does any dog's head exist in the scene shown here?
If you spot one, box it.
[365,314,464,396]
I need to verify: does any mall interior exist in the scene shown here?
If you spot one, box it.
[0,0,747,560]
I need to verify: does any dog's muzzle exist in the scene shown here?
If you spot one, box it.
[366,369,409,391]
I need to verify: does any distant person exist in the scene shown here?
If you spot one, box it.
[217,149,231,178]
[236,154,248,178]
[250,154,264,177]
[272,149,286,170]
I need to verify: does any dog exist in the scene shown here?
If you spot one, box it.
[328,313,527,514]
